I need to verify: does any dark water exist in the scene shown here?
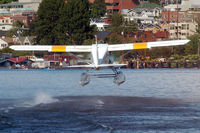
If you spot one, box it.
[0,69,200,133]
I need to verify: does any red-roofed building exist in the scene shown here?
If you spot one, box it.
[0,16,13,25]
[128,31,156,42]
[154,31,169,41]
[8,57,28,64]
[105,0,138,13]
[13,14,35,27]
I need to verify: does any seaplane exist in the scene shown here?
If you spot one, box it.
[10,38,190,86]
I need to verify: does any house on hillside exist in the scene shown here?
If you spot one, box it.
[0,31,8,38]
[0,38,8,49]
[0,16,13,31]
[105,0,138,14]
[139,23,162,33]
[154,31,169,41]
[123,3,162,24]
[90,18,109,31]
[14,36,35,45]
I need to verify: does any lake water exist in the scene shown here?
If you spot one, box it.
[0,69,200,132]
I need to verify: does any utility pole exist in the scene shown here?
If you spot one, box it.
[176,0,179,39]
[121,0,124,64]
[198,38,200,56]
[121,0,123,14]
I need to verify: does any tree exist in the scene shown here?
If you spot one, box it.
[91,0,106,18]
[148,0,160,4]
[184,34,199,55]
[0,0,17,4]
[6,29,15,37]
[195,15,200,56]
[31,0,65,45]
[123,20,138,36]
[108,33,122,44]
[6,20,25,37]
[108,13,124,33]
[13,20,24,29]
[108,13,138,35]
[59,0,94,45]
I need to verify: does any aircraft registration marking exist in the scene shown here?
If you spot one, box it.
[133,43,147,49]
[52,46,66,52]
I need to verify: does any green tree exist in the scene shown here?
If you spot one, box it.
[108,13,138,35]
[31,0,65,45]
[59,0,93,45]
[196,15,200,56]
[123,20,138,36]
[0,47,13,53]
[108,33,122,44]
[0,0,16,4]
[149,47,173,58]
[6,29,15,37]
[108,13,123,33]
[184,34,199,55]
[148,0,160,4]
[6,20,25,37]
[13,20,24,29]
[91,0,106,18]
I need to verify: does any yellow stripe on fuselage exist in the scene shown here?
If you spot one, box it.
[133,43,147,49]
[52,46,66,52]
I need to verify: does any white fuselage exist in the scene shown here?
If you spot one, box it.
[91,44,108,68]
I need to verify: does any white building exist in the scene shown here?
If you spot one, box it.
[0,24,13,31]
[169,21,197,39]
[164,0,200,11]
[90,19,109,31]
[0,38,8,49]
[124,7,162,24]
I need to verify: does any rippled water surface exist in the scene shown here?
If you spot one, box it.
[0,69,200,133]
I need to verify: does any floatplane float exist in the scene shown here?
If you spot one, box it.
[10,39,190,86]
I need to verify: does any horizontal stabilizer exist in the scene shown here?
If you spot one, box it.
[97,64,126,68]
[67,64,126,68]
[67,65,95,68]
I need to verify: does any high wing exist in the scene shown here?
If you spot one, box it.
[10,39,190,52]
[9,45,91,52]
[108,39,190,51]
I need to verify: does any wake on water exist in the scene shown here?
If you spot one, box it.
[1,95,200,133]
[23,92,59,107]
[0,92,59,114]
